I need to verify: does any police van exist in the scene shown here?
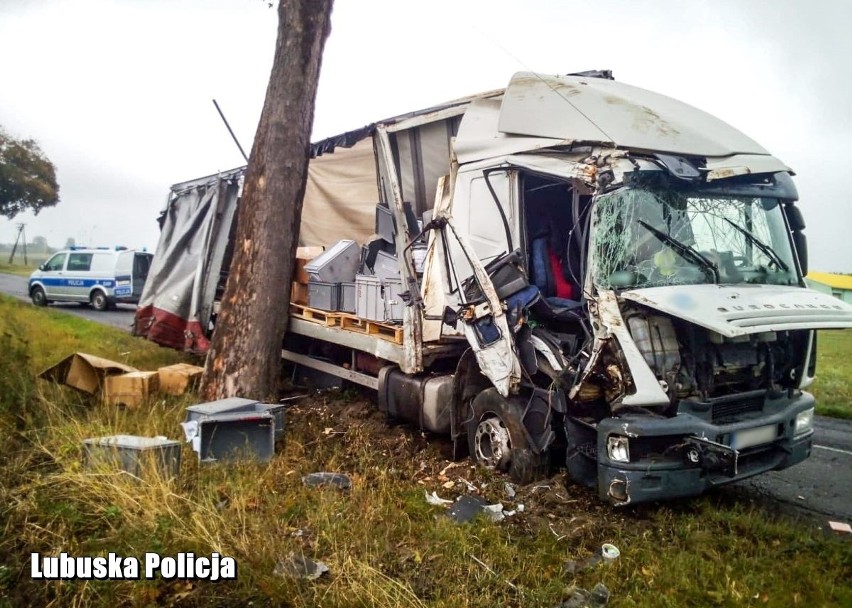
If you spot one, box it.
[28,247,154,311]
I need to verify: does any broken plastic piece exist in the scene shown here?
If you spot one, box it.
[482,503,505,522]
[424,490,453,506]
[273,554,329,580]
[558,583,610,607]
[504,482,516,499]
[601,543,620,561]
[302,472,352,490]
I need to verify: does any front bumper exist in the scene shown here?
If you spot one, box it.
[595,392,814,505]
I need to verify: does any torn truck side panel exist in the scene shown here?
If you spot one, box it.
[138,70,852,506]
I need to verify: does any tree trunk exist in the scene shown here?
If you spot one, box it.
[200,0,334,401]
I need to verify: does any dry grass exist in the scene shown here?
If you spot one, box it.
[811,329,852,419]
[0,295,850,607]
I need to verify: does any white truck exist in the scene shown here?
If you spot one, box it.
[134,70,852,505]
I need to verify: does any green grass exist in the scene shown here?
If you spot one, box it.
[0,261,42,276]
[0,294,850,607]
[811,329,852,419]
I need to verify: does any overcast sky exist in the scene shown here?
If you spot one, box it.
[1,0,850,272]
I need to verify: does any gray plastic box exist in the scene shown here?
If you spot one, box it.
[308,281,340,311]
[373,250,400,280]
[340,282,356,313]
[375,204,394,244]
[356,274,384,321]
[83,435,181,479]
[197,412,275,463]
[185,397,284,438]
[383,276,405,322]
[304,239,360,283]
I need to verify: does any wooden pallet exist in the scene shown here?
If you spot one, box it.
[339,314,404,344]
[289,304,342,327]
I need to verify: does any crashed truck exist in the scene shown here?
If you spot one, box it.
[134,70,852,505]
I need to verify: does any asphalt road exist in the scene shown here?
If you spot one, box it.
[0,272,849,522]
[0,272,137,331]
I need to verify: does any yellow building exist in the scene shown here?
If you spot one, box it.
[806,271,852,304]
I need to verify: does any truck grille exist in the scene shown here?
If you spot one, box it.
[711,396,764,424]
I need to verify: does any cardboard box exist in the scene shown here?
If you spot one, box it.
[39,352,138,394]
[104,371,160,408]
[291,280,308,305]
[294,246,324,284]
[158,363,205,396]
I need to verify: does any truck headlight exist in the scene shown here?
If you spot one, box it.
[794,408,814,437]
[607,435,630,463]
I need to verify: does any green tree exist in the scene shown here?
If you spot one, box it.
[0,127,59,219]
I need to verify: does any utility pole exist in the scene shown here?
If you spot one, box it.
[8,223,27,265]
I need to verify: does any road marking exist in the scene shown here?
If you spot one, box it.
[814,444,852,457]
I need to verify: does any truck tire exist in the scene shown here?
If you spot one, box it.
[466,388,546,485]
[31,286,48,307]
[90,290,109,311]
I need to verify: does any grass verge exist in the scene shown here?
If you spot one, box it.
[0,295,850,607]
[0,261,42,277]
[811,329,852,419]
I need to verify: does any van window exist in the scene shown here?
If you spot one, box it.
[67,253,93,272]
[115,252,133,275]
[89,253,114,273]
[44,253,67,272]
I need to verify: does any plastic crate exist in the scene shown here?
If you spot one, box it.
[304,239,360,283]
[373,250,400,280]
[83,435,181,479]
[197,412,275,463]
[339,282,356,313]
[356,274,384,321]
[383,276,405,322]
[307,281,341,311]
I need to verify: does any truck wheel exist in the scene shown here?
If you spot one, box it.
[90,290,109,311]
[467,388,546,485]
[31,286,48,307]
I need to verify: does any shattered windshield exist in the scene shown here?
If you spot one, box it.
[591,185,799,290]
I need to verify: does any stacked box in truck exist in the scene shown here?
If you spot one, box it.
[135,70,852,505]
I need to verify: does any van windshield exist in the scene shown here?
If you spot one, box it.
[591,185,799,290]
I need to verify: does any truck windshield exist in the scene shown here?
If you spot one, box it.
[591,184,799,289]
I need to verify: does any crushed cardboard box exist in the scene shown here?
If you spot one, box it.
[294,246,324,285]
[158,363,205,396]
[39,352,138,394]
[104,371,160,408]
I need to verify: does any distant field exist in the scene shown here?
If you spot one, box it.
[811,329,852,419]
[0,260,42,276]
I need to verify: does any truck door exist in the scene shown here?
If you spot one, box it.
[433,169,522,397]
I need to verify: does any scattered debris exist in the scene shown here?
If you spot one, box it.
[442,480,455,489]
[439,461,462,476]
[564,544,619,575]
[504,482,516,499]
[424,490,453,506]
[557,583,610,607]
[828,521,852,534]
[601,543,620,561]
[457,477,477,493]
[40,352,137,394]
[447,496,489,523]
[302,472,352,490]
[446,496,513,523]
[273,554,329,580]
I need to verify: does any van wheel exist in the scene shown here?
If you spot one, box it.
[466,388,546,485]
[90,290,109,311]
[31,286,48,307]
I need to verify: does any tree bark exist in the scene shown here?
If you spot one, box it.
[200,0,334,401]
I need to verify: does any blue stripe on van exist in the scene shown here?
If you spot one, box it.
[36,278,115,288]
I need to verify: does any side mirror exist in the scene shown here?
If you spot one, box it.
[792,231,808,276]
[785,205,806,231]
[37,263,46,271]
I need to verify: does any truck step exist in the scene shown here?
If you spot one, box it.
[289,304,343,327]
[339,314,404,345]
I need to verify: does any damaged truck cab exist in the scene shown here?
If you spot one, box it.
[415,72,852,505]
[137,71,852,505]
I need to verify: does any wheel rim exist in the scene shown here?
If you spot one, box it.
[33,289,45,305]
[474,415,511,469]
[93,293,106,309]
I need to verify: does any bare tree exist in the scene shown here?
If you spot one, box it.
[200,0,334,400]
